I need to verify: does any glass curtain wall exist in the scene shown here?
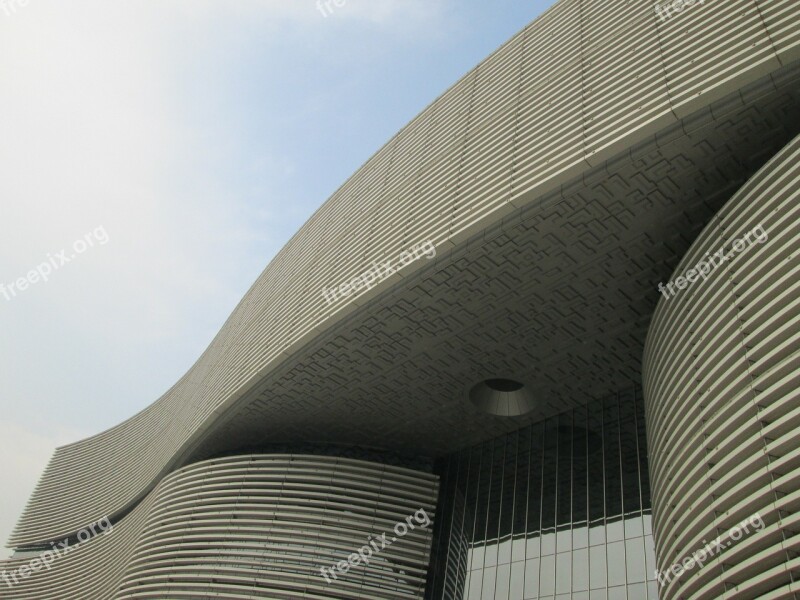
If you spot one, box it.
[426,387,658,600]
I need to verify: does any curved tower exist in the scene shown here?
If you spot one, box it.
[643,134,800,599]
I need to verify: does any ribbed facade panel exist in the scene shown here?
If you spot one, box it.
[760,0,800,65]
[11,0,800,550]
[660,0,781,117]
[0,455,439,600]
[0,493,157,599]
[642,133,800,599]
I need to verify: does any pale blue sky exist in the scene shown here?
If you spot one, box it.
[0,0,552,551]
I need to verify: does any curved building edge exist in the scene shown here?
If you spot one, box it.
[643,133,800,599]
[0,454,439,600]
[10,0,800,559]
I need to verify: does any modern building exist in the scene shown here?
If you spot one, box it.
[2,0,799,598]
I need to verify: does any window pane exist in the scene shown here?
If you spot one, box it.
[608,585,627,600]
[467,569,482,600]
[509,560,525,600]
[647,580,660,599]
[512,536,526,563]
[628,583,647,599]
[555,551,572,594]
[604,397,622,518]
[471,546,485,570]
[573,548,589,591]
[523,558,540,599]
[644,535,657,583]
[541,420,558,532]
[539,554,555,596]
[642,513,653,536]
[556,527,572,553]
[486,437,506,547]
[485,541,498,568]
[589,545,607,589]
[526,534,540,559]
[557,413,573,527]
[498,537,513,565]
[625,515,643,539]
[607,541,627,587]
[541,529,556,556]
[589,520,606,547]
[573,523,589,550]
[607,518,624,543]
[481,566,496,600]
[514,427,531,539]
[495,562,511,600]
[626,537,646,583]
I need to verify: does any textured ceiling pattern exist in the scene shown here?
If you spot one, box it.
[11,0,800,549]
[198,74,800,460]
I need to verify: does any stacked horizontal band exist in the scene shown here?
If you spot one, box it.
[0,455,438,600]
[12,0,800,548]
[643,134,800,599]
[0,492,156,599]
[114,455,439,600]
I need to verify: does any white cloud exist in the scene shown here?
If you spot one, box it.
[0,0,285,527]
[0,0,451,552]
[164,0,446,25]
[0,1,288,330]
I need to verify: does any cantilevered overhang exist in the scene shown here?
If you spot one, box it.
[11,0,800,548]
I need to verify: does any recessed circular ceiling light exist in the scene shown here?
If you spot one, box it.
[469,378,537,417]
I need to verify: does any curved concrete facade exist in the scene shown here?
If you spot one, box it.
[0,455,438,600]
[643,133,800,599]
[5,0,800,598]
[13,0,800,550]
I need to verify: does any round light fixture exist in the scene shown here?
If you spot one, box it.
[469,378,537,417]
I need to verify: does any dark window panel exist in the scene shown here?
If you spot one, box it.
[527,421,544,537]
[572,403,589,526]
[587,400,606,523]
[427,386,655,600]
[603,394,623,519]
[556,412,573,528]
[540,418,559,531]
[619,392,642,515]
[499,431,518,540]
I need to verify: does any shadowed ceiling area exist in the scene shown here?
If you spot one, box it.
[192,69,800,460]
